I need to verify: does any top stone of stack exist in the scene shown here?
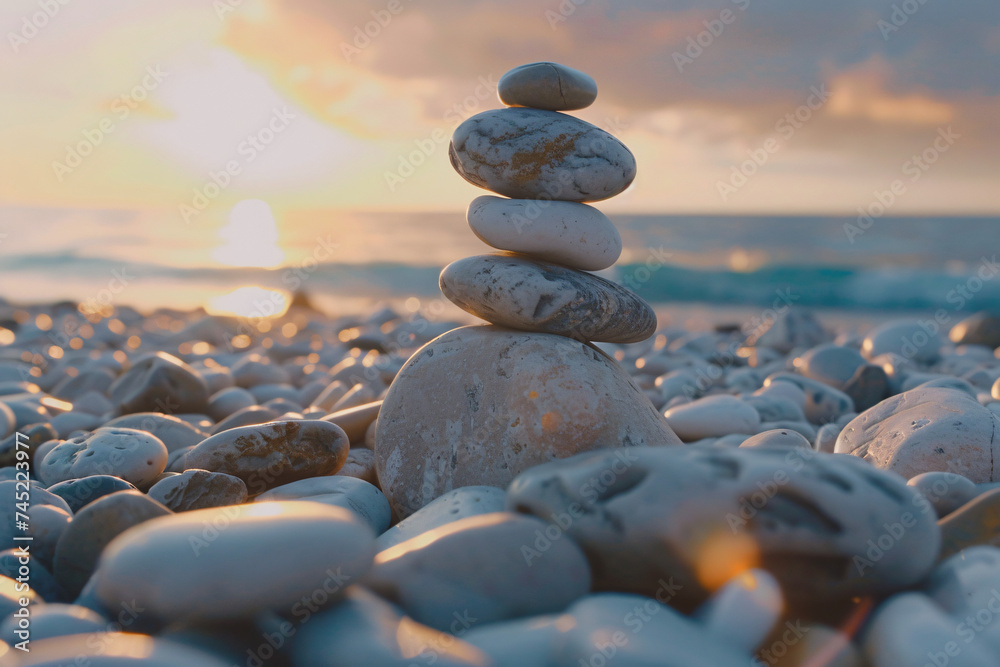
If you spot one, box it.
[497,62,598,111]
[442,61,653,344]
[449,62,635,203]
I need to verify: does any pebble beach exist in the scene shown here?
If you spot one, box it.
[1,61,1000,667]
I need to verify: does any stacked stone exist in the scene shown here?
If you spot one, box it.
[441,61,656,344]
[372,64,682,521]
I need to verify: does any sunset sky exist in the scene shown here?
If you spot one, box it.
[2,0,997,222]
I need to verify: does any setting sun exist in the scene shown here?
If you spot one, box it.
[213,199,284,268]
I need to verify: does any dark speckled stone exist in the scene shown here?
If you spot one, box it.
[449,108,635,202]
[147,469,248,511]
[47,475,137,513]
[440,254,656,344]
[183,420,349,495]
[374,326,680,519]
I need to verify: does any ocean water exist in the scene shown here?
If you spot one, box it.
[1,211,998,316]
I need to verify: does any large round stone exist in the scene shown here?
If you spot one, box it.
[449,108,635,202]
[440,254,656,343]
[374,326,680,518]
[835,387,1000,483]
[507,446,941,612]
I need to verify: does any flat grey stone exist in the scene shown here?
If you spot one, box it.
[94,502,375,623]
[467,195,621,271]
[449,108,635,202]
[103,412,207,452]
[366,513,590,630]
[663,395,760,441]
[376,486,507,552]
[440,254,655,343]
[256,476,390,534]
[289,587,486,667]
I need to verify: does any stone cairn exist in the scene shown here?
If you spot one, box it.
[374,63,679,520]
[440,61,657,344]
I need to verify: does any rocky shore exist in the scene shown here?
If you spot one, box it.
[1,62,1000,667]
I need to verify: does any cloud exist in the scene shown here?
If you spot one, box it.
[1,0,997,213]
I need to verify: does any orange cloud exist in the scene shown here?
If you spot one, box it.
[827,57,954,126]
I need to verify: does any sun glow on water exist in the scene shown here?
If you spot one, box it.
[213,200,285,268]
[206,286,289,319]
